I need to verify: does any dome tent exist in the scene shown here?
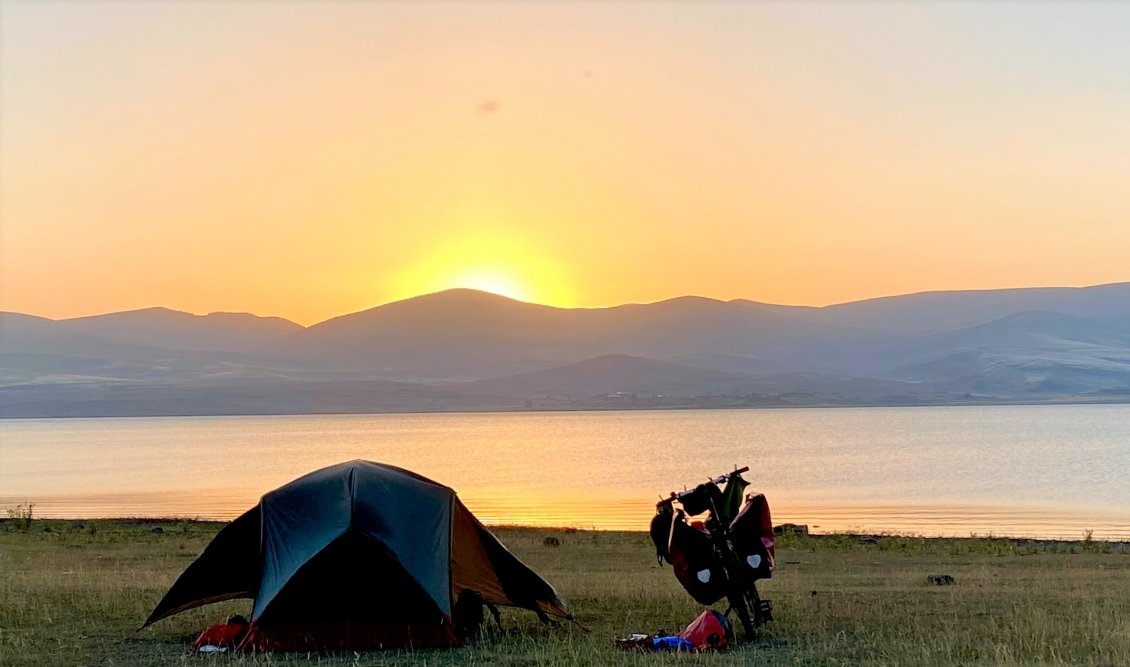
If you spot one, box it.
[143,460,569,651]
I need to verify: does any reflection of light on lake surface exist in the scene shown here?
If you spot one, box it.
[2,405,1129,539]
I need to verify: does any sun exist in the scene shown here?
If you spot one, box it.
[387,232,574,306]
[448,269,531,302]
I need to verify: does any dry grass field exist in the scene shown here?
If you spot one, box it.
[1,519,1128,666]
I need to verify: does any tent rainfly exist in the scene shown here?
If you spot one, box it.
[143,460,569,650]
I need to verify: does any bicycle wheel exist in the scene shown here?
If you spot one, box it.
[727,588,755,639]
[747,582,770,626]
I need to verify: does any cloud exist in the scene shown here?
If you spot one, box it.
[477,100,499,115]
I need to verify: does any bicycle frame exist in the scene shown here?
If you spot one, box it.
[652,467,773,639]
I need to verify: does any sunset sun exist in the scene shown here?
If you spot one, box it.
[388,232,574,306]
[447,269,530,301]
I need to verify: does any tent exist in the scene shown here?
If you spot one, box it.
[143,460,569,650]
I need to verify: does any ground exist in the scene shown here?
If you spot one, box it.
[1,520,1128,666]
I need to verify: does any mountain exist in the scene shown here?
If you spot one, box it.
[884,310,1130,396]
[456,354,749,398]
[292,289,580,379]
[0,309,308,386]
[897,310,1130,354]
[1,282,1128,417]
[458,355,959,406]
[58,307,303,353]
[802,282,1130,334]
[0,308,301,359]
[0,311,185,384]
[0,311,144,357]
[292,289,862,380]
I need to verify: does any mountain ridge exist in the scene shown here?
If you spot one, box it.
[2,282,1128,417]
[5,281,1126,327]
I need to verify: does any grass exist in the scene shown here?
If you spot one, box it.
[1,520,1129,666]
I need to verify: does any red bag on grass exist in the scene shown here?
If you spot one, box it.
[678,609,732,650]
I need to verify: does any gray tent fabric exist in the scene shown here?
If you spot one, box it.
[144,460,569,650]
[254,461,454,621]
[143,506,260,626]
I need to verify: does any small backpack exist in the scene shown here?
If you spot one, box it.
[678,609,733,650]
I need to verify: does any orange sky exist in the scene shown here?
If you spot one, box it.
[2,2,1128,325]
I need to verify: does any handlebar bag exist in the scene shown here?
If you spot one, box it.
[679,482,722,517]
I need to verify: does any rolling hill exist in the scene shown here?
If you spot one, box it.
[456,354,749,398]
[59,307,303,353]
[2,282,1128,416]
[289,289,862,380]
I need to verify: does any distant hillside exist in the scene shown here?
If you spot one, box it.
[2,282,1128,417]
[291,289,862,380]
[0,379,497,419]
[59,307,303,353]
[895,310,1130,357]
[458,355,960,406]
[807,283,1130,334]
[456,354,748,398]
[884,310,1130,396]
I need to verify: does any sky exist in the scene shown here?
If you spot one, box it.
[2,1,1129,325]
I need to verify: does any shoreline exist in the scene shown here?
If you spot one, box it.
[4,517,1128,546]
[3,395,1130,421]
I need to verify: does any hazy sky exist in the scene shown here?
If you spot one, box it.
[3,1,1129,325]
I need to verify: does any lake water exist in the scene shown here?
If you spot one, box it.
[1,405,1128,539]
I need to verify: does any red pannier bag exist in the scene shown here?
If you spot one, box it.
[729,492,775,580]
[650,510,729,605]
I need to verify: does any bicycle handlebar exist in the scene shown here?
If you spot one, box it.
[709,466,749,485]
[656,466,749,508]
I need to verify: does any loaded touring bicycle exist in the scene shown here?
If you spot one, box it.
[650,467,775,639]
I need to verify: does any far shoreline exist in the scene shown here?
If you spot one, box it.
[3,395,1129,421]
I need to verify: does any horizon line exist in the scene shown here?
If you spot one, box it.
[2,280,1127,327]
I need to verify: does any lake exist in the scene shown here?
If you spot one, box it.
[1,405,1128,539]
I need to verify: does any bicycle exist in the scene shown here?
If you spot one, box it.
[650,466,775,639]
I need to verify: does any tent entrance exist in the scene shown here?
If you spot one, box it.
[257,529,447,626]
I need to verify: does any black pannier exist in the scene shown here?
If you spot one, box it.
[729,493,775,581]
[651,509,729,605]
[649,510,674,562]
